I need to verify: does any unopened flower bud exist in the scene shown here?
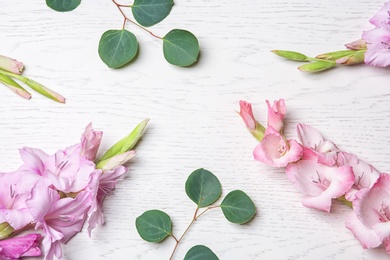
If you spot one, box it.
[97,119,149,163]
[0,55,24,74]
[271,50,308,61]
[316,50,356,61]
[345,39,367,50]
[298,60,336,72]
[335,50,365,65]
[0,72,31,99]
[238,101,266,141]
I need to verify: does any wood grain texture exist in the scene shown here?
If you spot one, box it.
[1,0,390,259]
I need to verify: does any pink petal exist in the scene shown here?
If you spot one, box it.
[369,2,390,27]
[286,161,354,212]
[345,211,382,249]
[364,36,390,67]
[0,233,41,258]
[0,55,24,74]
[238,100,256,130]
[266,99,285,132]
[253,129,302,167]
[81,123,103,161]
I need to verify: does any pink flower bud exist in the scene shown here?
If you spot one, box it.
[266,99,285,132]
[238,100,266,141]
[0,55,24,74]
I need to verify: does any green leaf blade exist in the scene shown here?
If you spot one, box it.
[220,190,256,224]
[132,0,174,27]
[184,245,219,260]
[185,168,222,208]
[98,29,138,68]
[163,29,200,67]
[135,210,172,242]
[46,0,81,12]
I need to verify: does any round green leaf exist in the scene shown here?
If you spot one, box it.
[98,29,138,68]
[135,210,172,242]
[46,0,81,12]
[220,190,256,224]
[184,245,219,260]
[185,168,222,208]
[163,29,200,67]
[132,0,173,27]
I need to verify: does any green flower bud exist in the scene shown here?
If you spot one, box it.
[271,50,308,61]
[97,119,149,164]
[335,50,365,65]
[298,60,336,72]
[316,50,356,61]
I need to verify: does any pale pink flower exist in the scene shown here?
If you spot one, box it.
[87,166,127,235]
[368,1,390,27]
[98,150,136,170]
[26,183,92,260]
[286,159,354,212]
[0,55,24,74]
[362,31,390,67]
[238,100,265,141]
[266,99,286,132]
[253,127,303,167]
[0,233,41,259]
[81,123,103,161]
[346,174,390,253]
[337,152,380,201]
[0,171,40,230]
[297,123,338,166]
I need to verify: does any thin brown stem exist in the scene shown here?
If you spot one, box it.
[169,205,219,260]
[112,0,163,39]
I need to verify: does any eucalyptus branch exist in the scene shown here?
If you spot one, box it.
[136,168,256,259]
[46,0,200,68]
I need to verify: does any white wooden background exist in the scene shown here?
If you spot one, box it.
[1,0,390,259]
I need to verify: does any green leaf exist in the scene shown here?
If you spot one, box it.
[98,29,138,68]
[46,0,81,12]
[220,190,256,224]
[163,29,200,67]
[135,210,172,242]
[271,50,307,61]
[298,60,336,72]
[185,168,222,208]
[0,72,31,100]
[184,245,219,260]
[97,119,149,164]
[132,0,174,27]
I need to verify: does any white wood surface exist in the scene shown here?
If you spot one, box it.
[1,0,390,259]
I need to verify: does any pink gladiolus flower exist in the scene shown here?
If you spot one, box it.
[346,174,390,253]
[253,127,303,167]
[81,123,103,161]
[297,123,338,166]
[368,1,390,28]
[361,2,390,67]
[87,166,127,235]
[337,152,380,201]
[0,55,24,74]
[238,100,265,141]
[286,159,354,212]
[26,184,92,260]
[0,233,41,259]
[266,99,286,132]
[0,171,40,230]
